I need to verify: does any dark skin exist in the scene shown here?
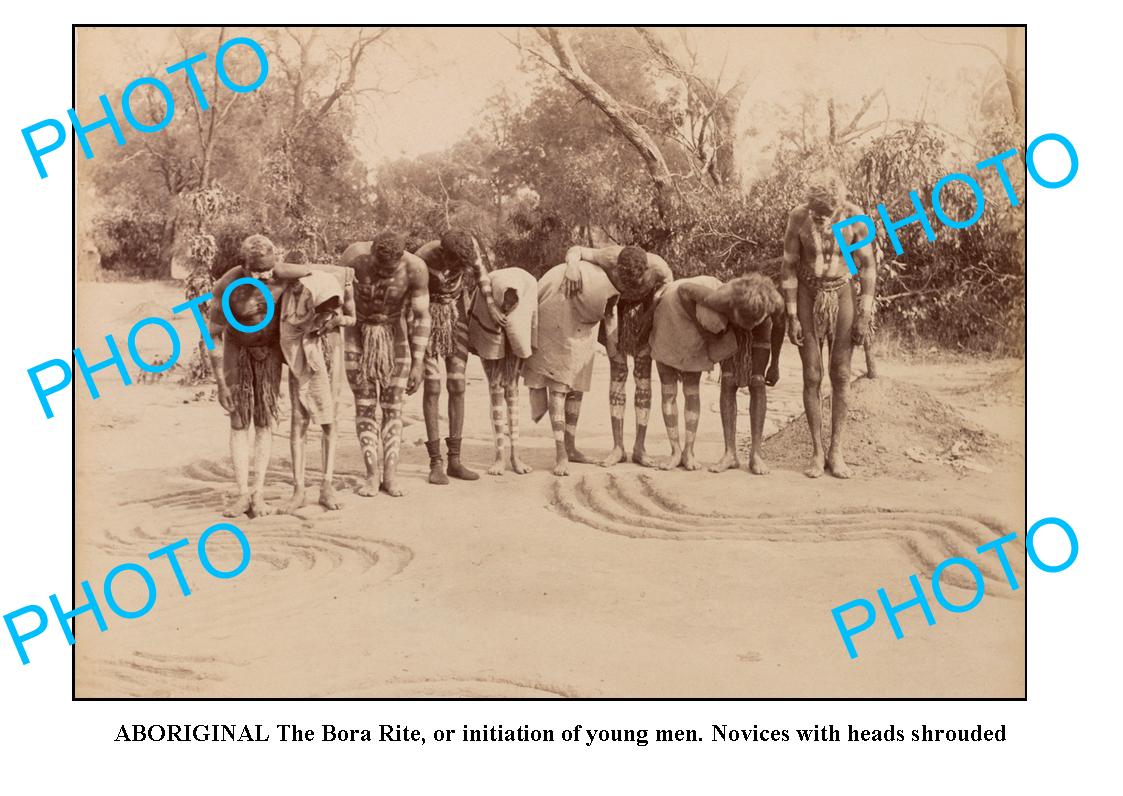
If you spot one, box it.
[675,281,785,474]
[279,289,357,514]
[561,245,673,468]
[208,258,310,518]
[780,196,877,478]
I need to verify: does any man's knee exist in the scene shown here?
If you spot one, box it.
[803,360,823,387]
[446,378,466,397]
[830,359,851,385]
[609,358,628,380]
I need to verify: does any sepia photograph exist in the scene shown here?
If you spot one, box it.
[73,25,1026,698]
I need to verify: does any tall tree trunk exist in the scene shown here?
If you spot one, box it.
[533,27,677,238]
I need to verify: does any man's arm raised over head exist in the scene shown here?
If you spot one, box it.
[563,245,623,296]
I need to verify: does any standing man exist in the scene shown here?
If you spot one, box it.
[414,229,504,485]
[340,232,430,497]
[208,234,309,518]
[781,181,877,479]
[561,244,672,468]
[278,267,356,513]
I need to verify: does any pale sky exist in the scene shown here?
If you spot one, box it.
[76,26,1016,177]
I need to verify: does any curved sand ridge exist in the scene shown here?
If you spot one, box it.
[550,471,1020,590]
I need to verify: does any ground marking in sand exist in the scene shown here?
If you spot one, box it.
[832,516,1078,659]
[3,521,250,665]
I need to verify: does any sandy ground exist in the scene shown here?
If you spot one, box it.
[74,281,1026,697]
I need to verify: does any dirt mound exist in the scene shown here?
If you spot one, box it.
[759,376,1002,479]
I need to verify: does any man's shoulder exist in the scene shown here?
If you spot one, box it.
[788,205,812,224]
[213,266,245,290]
[834,200,865,219]
[403,251,428,281]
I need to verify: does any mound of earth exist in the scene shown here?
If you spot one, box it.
[758,376,1002,479]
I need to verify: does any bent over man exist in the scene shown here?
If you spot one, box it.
[781,181,877,478]
[208,235,309,518]
[524,261,618,476]
[278,267,355,513]
[561,244,673,468]
[340,232,430,497]
[414,229,504,485]
[702,273,786,475]
[466,267,538,476]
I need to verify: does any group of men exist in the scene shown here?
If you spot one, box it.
[205,178,877,518]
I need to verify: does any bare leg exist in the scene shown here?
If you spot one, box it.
[381,386,405,496]
[346,361,381,496]
[319,422,340,509]
[656,362,683,470]
[681,371,702,471]
[827,287,856,479]
[549,388,569,475]
[506,379,531,474]
[601,352,629,467]
[223,425,253,517]
[797,289,826,478]
[631,351,656,467]
[281,398,310,514]
[710,379,740,472]
[487,377,509,475]
[747,376,770,474]
[864,338,878,379]
[249,421,274,517]
[564,391,591,463]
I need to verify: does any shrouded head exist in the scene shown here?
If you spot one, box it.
[240,234,278,276]
[440,228,476,268]
[370,231,405,272]
[615,246,649,300]
[726,273,783,331]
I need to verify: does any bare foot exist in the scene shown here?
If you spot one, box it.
[804,455,826,479]
[278,489,307,514]
[749,452,770,475]
[553,459,570,477]
[381,480,406,497]
[600,446,628,468]
[510,455,532,475]
[826,453,851,479]
[249,492,274,518]
[681,450,701,471]
[709,452,740,473]
[659,448,683,471]
[222,493,253,518]
[566,448,593,465]
[488,458,506,476]
[319,482,341,510]
[356,478,379,497]
[632,448,659,468]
